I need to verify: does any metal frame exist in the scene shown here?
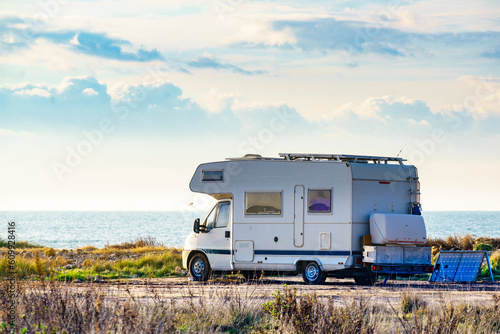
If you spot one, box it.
[227,153,406,165]
[279,153,405,164]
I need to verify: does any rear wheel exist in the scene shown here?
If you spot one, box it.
[301,262,326,285]
[189,253,211,281]
[354,270,376,286]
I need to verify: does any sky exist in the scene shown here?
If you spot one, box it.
[0,0,499,211]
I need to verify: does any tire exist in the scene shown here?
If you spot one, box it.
[242,270,262,280]
[301,262,326,285]
[189,253,211,281]
[354,271,376,286]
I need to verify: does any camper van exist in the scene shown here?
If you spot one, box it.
[182,153,432,285]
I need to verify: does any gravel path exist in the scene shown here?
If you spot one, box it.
[55,276,500,308]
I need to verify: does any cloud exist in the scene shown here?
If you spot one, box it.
[0,76,310,141]
[82,88,98,96]
[187,52,267,75]
[65,31,162,61]
[0,16,163,62]
[241,17,500,61]
[321,95,483,140]
[0,16,30,53]
[1,75,497,155]
[13,87,52,98]
[0,128,37,137]
[196,87,235,113]
[0,76,111,132]
[481,49,500,58]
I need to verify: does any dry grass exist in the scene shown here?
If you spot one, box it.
[0,280,267,333]
[104,236,164,250]
[0,281,499,333]
[425,234,500,251]
[93,245,174,256]
[262,286,500,334]
[400,290,427,314]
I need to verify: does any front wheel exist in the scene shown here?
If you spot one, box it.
[302,262,326,285]
[189,253,211,281]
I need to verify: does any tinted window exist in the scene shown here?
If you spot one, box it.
[202,170,223,182]
[308,189,332,213]
[215,202,230,228]
[245,192,282,215]
[204,206,216,231]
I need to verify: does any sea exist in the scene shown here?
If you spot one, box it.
[0,211,498,249]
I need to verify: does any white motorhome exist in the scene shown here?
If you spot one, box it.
[182,153,432,285]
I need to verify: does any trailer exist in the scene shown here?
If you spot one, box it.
[182,153,433,285]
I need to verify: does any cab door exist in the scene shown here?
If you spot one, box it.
[197,200,232,270]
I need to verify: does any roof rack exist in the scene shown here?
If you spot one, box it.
[278,153,406,164]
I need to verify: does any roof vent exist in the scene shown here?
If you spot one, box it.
[242,154,262,159]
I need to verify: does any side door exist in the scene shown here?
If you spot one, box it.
[197,200,232,270]
[294,185,304,247]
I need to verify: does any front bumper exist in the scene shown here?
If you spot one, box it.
[182,250,191,269]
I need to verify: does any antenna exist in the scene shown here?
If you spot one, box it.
[396,143,407,158]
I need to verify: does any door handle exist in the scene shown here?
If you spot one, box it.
[225,231,230,238]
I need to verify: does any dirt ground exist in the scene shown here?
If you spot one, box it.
[56,276,500,308]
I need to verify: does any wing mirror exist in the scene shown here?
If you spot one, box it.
[193,218,200,234]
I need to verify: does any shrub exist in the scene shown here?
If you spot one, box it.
[263,286,375,333]
[474,243,494,251]
[104,236,163,250]
[44,248,56,257]
[400,291,426,314]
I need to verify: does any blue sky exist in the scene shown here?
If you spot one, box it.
[0,0,499,211]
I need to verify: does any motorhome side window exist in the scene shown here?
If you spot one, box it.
[202,170,223,182]
[204,202,230,231]
[245,192,282,215]
[308,189,332,213]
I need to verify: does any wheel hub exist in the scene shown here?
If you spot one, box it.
[305,264,319,280]
[193,259,205,276]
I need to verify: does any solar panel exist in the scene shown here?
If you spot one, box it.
[429,250,493,283]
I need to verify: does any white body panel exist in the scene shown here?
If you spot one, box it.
[370,213,427,245]
[183,154,425,275]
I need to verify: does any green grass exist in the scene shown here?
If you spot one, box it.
[479,249,500,280]
[50,251,183,281]
[52,251,183,281]
[0,245,183,281]
[0,256,50,279]
[0,238,43,248]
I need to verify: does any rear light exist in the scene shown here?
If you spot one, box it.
[372,265,383,271]
[424,266,434,273]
